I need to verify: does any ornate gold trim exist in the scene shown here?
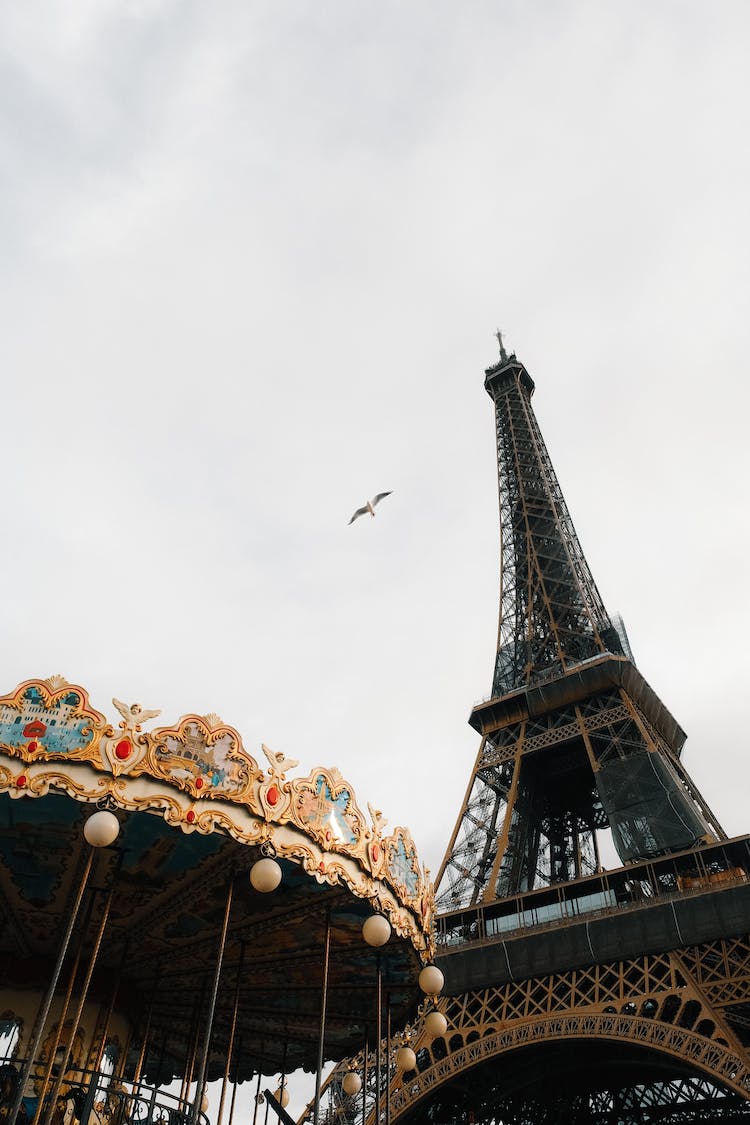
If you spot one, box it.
[0,679,435,956]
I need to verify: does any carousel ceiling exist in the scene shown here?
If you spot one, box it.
[0,678,435,1079]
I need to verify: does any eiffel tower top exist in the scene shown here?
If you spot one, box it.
[481,337,624,697]
[494,328,509,363]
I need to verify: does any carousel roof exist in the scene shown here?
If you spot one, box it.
[0,677,434,1080]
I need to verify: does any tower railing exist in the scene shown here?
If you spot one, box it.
[437,835,750,949]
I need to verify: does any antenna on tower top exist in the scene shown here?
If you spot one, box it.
[495,328,508,363]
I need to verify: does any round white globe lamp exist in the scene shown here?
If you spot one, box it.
[83,810,120,848]
[418,965,444,996]
[274,1087,290,1109]
[250,857,282,893]
[424,1010,448,1037]
[342,1071,362,1096]
[396,1046,416,1072]
[362,914,391,947]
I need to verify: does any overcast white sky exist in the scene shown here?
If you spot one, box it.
[2,0,749,990]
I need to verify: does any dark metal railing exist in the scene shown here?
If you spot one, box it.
[437,835,750,950]
[0,1059,210,1125]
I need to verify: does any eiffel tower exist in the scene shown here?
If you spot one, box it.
[321,339,750,1124]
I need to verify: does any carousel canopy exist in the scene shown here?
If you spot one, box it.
[0,677,434,1081]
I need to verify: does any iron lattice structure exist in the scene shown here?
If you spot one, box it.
[437,352,721,913]
[316,345,750,1124]
[490,354,619,696]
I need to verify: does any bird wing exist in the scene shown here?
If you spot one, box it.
[368,801,389,832]
[261,743,277,768]
[112,698,131,721]
[371,491,392,507]
[138,708,161,724]
[348,506,369,525]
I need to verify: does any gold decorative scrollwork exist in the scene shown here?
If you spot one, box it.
[147,714,262,804]
[0,680,108,766]
[291,768,365,854]
[0,678,435,956]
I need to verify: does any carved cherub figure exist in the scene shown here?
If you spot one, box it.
[112,699,161,733]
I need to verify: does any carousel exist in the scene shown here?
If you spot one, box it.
[0,678,437,1125]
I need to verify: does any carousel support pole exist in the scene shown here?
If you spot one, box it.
[375,953,382,1125]
[217,941,245,1125]
[8,848,96,1125]
[132,962,161,1093]
[362,1036,369,1125]
[227,1035,243,1125]
[78,939,129,1125]
[30,891,96,1125]
[43,879,115,1125]
[249,1070,262,1125]
[385,996,391,1125]
[191,877,235,1125]
[93,937,128,1069]
[179,1025,193,1107]
[250,1045,262,1125]
[279,1040,288,1113]
[313,911,332,1125]
[118,1021,134,1080]
[181,987,204,1109]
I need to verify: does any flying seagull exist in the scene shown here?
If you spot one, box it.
[348,491,392,525]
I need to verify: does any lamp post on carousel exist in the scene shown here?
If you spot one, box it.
[189,876,235,1125]
[312,911,332,1125]
[216,942,245,1125]
[362,914,391,1125]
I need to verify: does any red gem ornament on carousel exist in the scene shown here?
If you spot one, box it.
[115,739,131,761]
[195,777,204,789]
[186,810,196,824]
[16,775,27,788]
[266,785,279,807]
